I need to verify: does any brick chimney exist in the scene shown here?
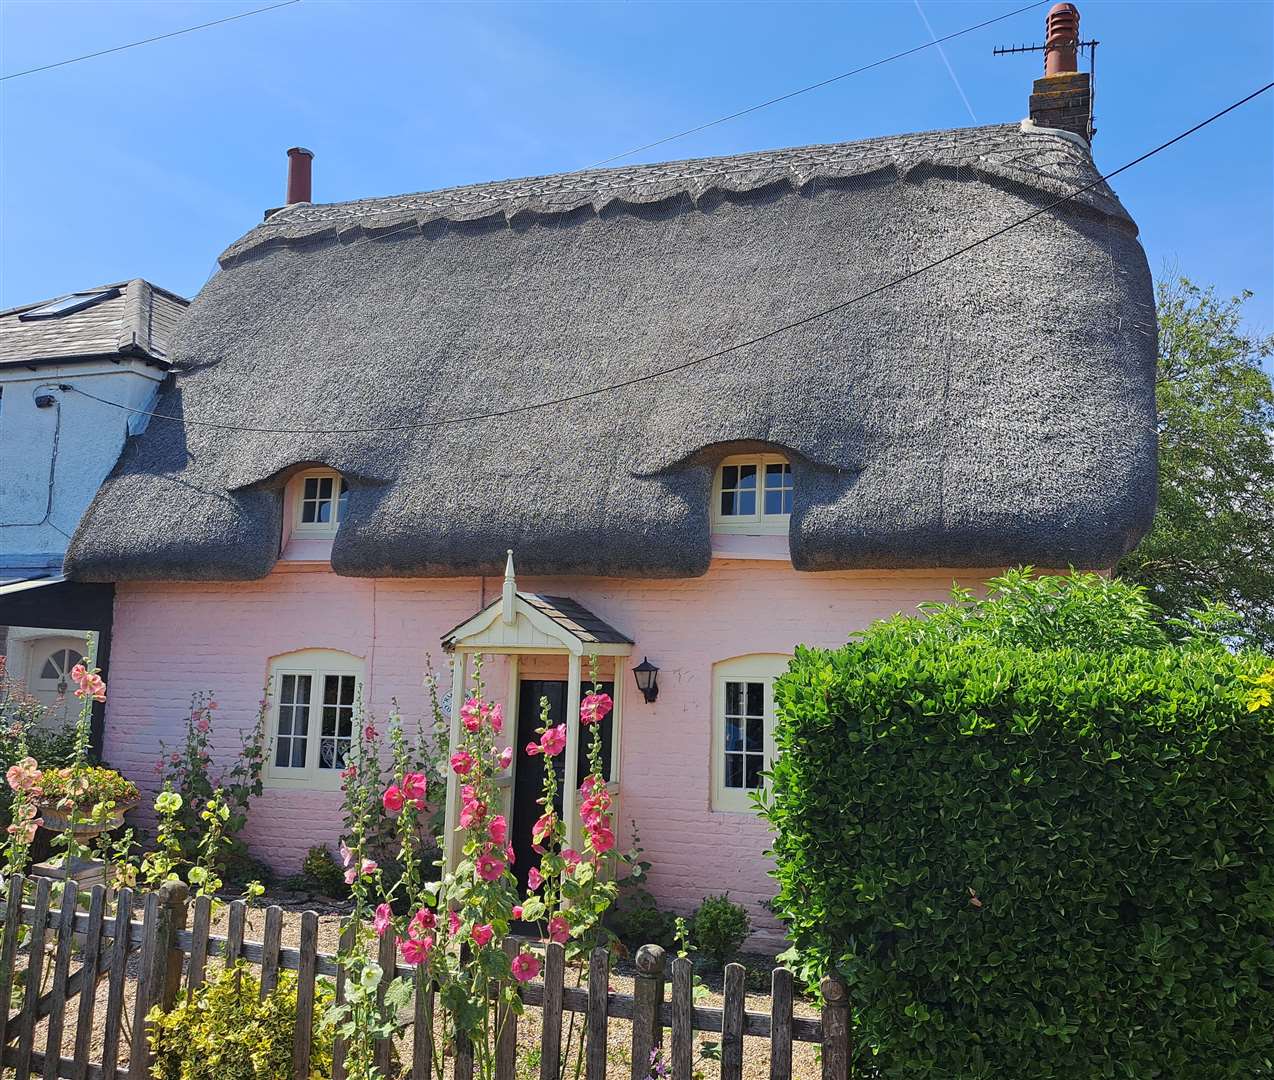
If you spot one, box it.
[1029,3,1092,142]
[285,147,314,205]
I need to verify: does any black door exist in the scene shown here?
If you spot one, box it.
[510,679,614,895]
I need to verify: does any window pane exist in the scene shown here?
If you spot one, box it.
[720,491,737,516]
[290,740,307,768]
[322,707,338,737]
[745,755,764,789]
[725,717,743,752]
[40,659,59,679]
[303,477,319,500]
[315,500,332,523]
[275,739,291,768]
[736,490,755,515]
[339,675,356,707]
[737,465,757,489]
[725,681,742,716]
[721,465,738,489]
[725,754,743,788]
[746,681,764,716]
[324,676,340,707]
[746,715,764,752]
[301,501,317,523]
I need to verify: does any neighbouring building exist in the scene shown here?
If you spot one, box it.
[0,280,188,739]
[64,22,1156,945]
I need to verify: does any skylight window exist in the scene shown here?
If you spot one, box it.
[18,289,119,321]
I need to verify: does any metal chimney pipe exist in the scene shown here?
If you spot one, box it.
[285,147,314,205]
[1044,3,1080,76]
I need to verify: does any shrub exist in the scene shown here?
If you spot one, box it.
[762,571,1274,1079]
[302,844,349,897]
[690,894,750,965]
[148,962,333,1080]
[608,888,677,952]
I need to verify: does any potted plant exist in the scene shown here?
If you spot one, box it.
[38,766,140,841]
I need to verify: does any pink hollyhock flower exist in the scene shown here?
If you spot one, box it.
[346,856,378,883]
[527,867,543,892]
[489,703,504,735]
[512,951,541,982]
[410,908,436,937]
[400,934,432,965]
[402,772,427,808]
[589,826,616,854]
[194,716,211,734]
[525,741,542,757]
[512,905,524,920]
[505,844,516,865]
[340,764,357,781]
[450,750,475,776]
[562,848,581,871]
[363,723,379,741]
[459,798,487,830]
[499,746,514,770]
[531,812,555,846]
[471,923,494,947]
[476,852,505,882]
[579,693,613,725]
[382,785,405,813]
[449,910,462,936]
[170,753,181,765]
[70,663,86,683]
[460,698,484,733]
[339,840,354,867]
[487,815,508,846]
[540,725,567,757]
[374,903,392,938]
[546,915,570,945]
[6,758,40,793]
[153,759,164,777]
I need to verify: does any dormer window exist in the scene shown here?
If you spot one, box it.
[712,453,792,534]
[290,469,348,538]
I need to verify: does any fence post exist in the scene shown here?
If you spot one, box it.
[129,882,189,1080]
[630,944,666,1080]
[819,974,851,1080]
[159,882,190,1011]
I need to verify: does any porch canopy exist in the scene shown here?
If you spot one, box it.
[440,552,631,867]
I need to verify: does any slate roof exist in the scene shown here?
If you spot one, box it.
[441,593,634,650]
[66,122,1158,582]
[0,280,189,367]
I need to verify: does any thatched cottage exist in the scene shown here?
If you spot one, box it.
[64,60,1156,940]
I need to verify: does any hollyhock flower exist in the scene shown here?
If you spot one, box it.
[531,812,555,846]
[460,698,484,734]
[562,848,581,871]
[70,664,86,683]
[6,758,41,793]
[525,741,542,757]
[487,815,507,846]
[512,905,524,920]
[170,753,181,765]
[194,716,211,734]
[374,903,392,938]
[488,703,504,735]
[450,750,475,776]
[589,826,616,854]
[579,693,613,725]
[402,772,427,808]
[547,915,570,945]
[471,923,494,947]
[409,908,436,938]
[448,910,462,936]
[499,746,514,770]
[339,840,354,868]
[476,852,505,882]
[344,857,377,885]
[512,951,541,982]
[527,867,543,892]
[340,764,357,781]
[459,797,486,830]
[539,725,567,757]
[382,785,405,813]
[364,723,379,741]
[400,935,433,965]
[505,844,516,865]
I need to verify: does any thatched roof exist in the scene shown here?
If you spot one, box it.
[66,122,1157,582]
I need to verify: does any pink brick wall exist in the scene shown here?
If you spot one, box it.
[105,562,995,949]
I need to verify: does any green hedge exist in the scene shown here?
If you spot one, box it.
[763,573,1274,1079]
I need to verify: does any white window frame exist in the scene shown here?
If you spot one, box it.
[711,453,792,535]
[710,653,790,812]
[289,469,349,539]
[264,649,364,791]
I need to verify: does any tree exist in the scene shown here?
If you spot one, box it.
[1117,275,1274,651]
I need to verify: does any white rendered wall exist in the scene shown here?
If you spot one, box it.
[0,362,165,566]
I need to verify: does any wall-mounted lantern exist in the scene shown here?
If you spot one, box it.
[632,657,660,704]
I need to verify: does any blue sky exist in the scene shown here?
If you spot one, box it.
[2,0,1271,355]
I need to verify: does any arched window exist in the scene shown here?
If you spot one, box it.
[712,453,792,534]
[288,469,349,539]
[264,649,364,790]
[710,654,790,812]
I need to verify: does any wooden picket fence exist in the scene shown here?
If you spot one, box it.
[0,875,851,1079]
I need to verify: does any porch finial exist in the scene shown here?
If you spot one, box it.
[502,549,517,625]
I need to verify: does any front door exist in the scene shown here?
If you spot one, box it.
[511,679,613,894]
[24,636,88,727]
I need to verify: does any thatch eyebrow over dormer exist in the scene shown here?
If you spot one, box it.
[66,122,1157,582]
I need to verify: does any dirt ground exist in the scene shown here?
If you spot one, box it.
[16,898,823,1079]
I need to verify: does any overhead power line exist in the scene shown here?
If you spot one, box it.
[70,81,1274,437]
[585,0,1047,169]
[0,0,301,82]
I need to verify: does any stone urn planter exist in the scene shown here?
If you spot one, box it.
[37,797,139,841]
[35,766,141,843]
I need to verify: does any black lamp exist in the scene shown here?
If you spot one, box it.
[632,657,660,704]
